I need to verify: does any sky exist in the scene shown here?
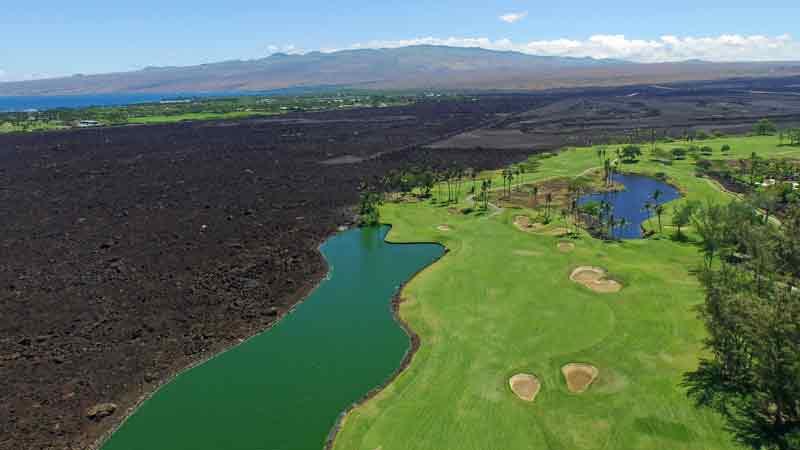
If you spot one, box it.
[2,0,799,82]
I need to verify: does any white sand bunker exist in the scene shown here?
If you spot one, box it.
[513,215,535,231]
[509,373,541,402]
[562,363,599,393]
[557,241,575,253]
[437,224,452,232]
[570,266,622,293]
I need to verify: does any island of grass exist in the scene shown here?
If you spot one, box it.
[331,134,800,450]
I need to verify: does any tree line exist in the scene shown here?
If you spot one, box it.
[684,201,800,450]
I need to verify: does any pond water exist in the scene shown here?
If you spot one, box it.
[578,173,681,239]
[101,226,444,450]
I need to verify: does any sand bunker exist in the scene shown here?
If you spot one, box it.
[570,266,622,293]
[437,224,452,232]
[513,215,534,231]
[509,373,541,402]
[557,241,575,253]
[562,363,599,393]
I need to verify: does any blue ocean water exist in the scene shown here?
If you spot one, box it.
[0,93,239,112]
[0,85,343,112]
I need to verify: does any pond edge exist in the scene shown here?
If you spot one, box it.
[324,224,448,450]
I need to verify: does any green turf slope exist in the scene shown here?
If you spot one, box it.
[333,136,799,450]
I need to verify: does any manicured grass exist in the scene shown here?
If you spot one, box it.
[333,135,800,450]
[127,110,277,124]
[0,121,67,133]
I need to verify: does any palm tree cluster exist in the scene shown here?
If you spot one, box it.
[577,200,628,240]
[379,166,476,204]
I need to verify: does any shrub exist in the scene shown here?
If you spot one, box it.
[721,144,731,152]
[753,118,777,135]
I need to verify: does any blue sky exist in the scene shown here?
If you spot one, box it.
[2,1,799,81]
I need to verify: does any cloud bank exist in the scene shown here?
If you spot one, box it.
[344,34,800,63]
[499,12,528,24]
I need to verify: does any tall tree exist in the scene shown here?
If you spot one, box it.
[684,204,800,450]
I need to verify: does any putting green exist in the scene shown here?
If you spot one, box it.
[333,136,799,450]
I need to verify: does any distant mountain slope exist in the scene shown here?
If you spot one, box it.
[2,45,800,95]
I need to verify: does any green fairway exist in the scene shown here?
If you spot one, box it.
[126,110,277,124]
[332,135,800,450]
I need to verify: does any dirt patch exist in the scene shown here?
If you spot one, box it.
[557,241,576,253]
[544,227,570,237]
[569,266,622,293]
[513,215,534,231]
[562,363,599,393]
[509,373,541,402]
[320,154,365,165]
[514,216,569,237]
[437,224,452,232]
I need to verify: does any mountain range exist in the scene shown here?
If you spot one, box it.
[2,45,800,96]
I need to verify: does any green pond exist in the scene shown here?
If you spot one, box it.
[102,226,444,450]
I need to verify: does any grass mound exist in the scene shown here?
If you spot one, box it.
[509,373,541,402]
[569,266,622,293]
[562,363,599,393]
[514,216,569,236]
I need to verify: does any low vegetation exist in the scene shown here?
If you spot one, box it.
[0,92,421,133]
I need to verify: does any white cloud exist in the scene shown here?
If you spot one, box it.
[337,33,800,63]
[499,12,528,24]
[266,44,303,55]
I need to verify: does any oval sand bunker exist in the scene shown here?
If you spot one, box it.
[557,241,575,253]
[562,363,599,393]
[570,266,622,293]
[509,373,541,402]
[437,224,452,232]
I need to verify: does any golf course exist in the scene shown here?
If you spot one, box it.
[332,135,800,450]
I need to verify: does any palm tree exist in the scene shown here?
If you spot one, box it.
[600,201,612,237]
[618,217,630,238]
[643,201,654,233]
[545,192,553,221]
[654,204,665,233]
[480,180,489,210]
[652,189,663,204]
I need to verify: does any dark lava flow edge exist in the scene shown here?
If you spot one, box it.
[87,232,335,450]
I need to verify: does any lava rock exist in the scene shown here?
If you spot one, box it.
[85,403,117,421]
